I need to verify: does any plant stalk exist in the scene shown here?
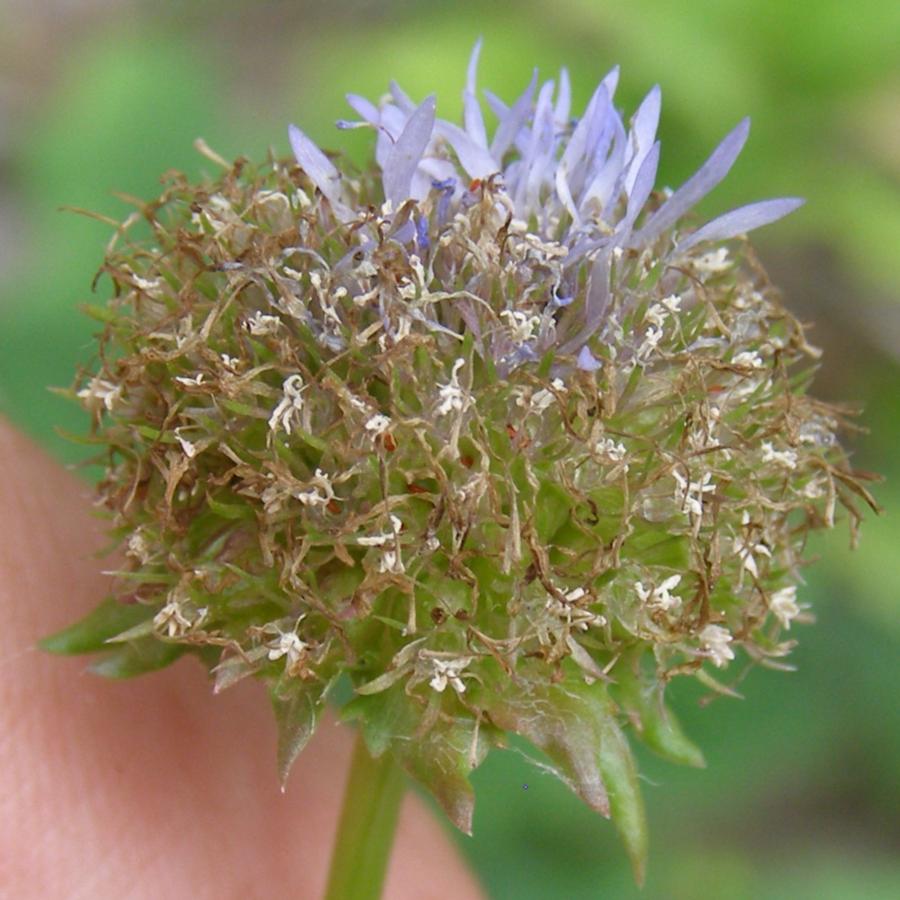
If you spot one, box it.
[324,731,405,900]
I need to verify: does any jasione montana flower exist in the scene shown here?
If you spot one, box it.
[46,43,875,880]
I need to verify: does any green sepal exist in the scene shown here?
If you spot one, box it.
[294,428,328,455]
[342,685,488,834]
[480,660,648,881]
[341,684,413,757]
[39,598,156,656]
[596,711,649,885]
[537,348,556,379]
[481,663,611,816]
[52,426,110,446]
[218,397,264,418]
[104,617,157,643]
[459,331,475,366]
[134,423,164,441]
[271,677,334,788]
[613,653,706,769]
[89,636,186,678]
[398,713,489,835]
[535,480,572,544]
[370,614,409,633]
[206,495,254,520]
[622,521,690,568]
[78,302,121,323]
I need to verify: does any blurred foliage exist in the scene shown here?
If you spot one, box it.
[0,1,897,897]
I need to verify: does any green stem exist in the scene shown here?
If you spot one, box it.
[324,731,406,900]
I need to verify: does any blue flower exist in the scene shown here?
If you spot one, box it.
[289,40,802,258]
[289,42,803,359]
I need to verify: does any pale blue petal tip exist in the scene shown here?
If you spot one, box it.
[577,345,603,372]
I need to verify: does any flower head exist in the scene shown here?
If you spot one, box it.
[51,44,876,883]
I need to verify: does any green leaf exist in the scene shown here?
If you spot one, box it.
[271,679,332,787]
[460,330,475,362]
[353,637,425,695]
[89,636,186,678]
[466,556,515,604]
[481,349,498,385]
[39,598,155,655]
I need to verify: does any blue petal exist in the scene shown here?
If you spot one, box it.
[559,250,612,355]
[288,124,348,215]
[561,84,609,176]
[490,70,538,160]
[413,157,458,201]
[345,93,380,125]
[346,95,402,168]
[579,112,626,218]
[415,215,431,251]
[619,141,660,234]
[584,249,611,330]
[556,84,611,221]
[555,67,572,124]
[464,39,489,148]
[383,96,437,207]
[559,245,611,354]
[676,197,805,253]
[631,117,751,246]
[435,121,498,179]
[483,89,508,119]
[389,80,416,114]
[623,85,661,196]
[514,80,556,212]
[601,65,621,101]
[576,345,603,371]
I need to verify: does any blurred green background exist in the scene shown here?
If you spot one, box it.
[1,1,897,897]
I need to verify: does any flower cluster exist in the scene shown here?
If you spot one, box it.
[49,45,875,880]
